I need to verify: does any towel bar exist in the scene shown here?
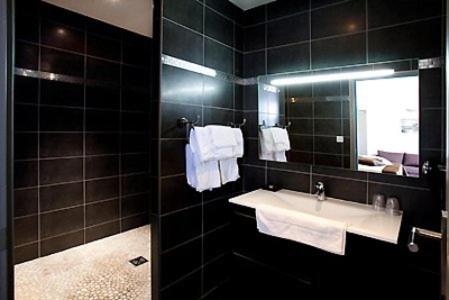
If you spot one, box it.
[408,226,442,253]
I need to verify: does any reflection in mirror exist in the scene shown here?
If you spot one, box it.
[257,69,420,178]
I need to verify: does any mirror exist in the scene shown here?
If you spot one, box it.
[258,69,420,178]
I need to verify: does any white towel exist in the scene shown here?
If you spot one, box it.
[185,145,221,192]
[233,128,244,158]
[273,151,287,162]
[270,127,291,151]
[219,158,239,184]
[259,128,275,156]
[256,203,347,255]
[190,127,215,162]
[207,125,237,160]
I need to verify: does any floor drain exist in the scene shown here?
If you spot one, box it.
[129,256,148,267]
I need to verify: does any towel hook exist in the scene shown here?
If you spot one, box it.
[177,115,201,129]
[228,118,247,128]
[275,121,292,129]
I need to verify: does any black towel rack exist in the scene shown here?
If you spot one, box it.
[177,115,246,140]
[259,120,292,130]
[228,118,247,128]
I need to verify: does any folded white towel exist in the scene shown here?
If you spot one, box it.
[273,151,287,162]
[186,145,221,192]
[207,125,237,160]
[270,127,290,151]
[233,128,244,158]
[219,158,239,184]
[190,127,215,162]
[259,128,276,156]
[256,203,347,255]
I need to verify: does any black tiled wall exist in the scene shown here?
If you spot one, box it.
[152,0,245,299]
[13,1,152,264]
[237,0,445,299]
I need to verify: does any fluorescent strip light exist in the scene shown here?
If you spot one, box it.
[270,69,395,86]
[162,55,217,77]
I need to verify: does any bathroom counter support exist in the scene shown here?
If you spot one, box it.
[229,189,403,244]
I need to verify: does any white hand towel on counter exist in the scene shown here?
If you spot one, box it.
[207,125,237,160]
[232,128,244,158]
[270,127,291,151]
[219,158,239,184]
[185,145,221,192]
[189,127,215,162]
[256,203,347,255]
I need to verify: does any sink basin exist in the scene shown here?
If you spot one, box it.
[229,189,403,244]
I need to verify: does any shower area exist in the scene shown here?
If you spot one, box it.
[12,0,154,298]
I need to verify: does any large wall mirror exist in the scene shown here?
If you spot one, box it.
[258,67,422,178]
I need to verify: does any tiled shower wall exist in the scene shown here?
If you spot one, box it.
[13,1,152,264]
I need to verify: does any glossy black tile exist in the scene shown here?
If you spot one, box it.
[160,175,202,214]
[86,57,120,83]
[121,193,149,217]
[368,19,442,63]
[205,38,234,74]
[242,165,266,191]
[161,206,202,250]
[122,174,150,195]
[161,140,185,176]
[368,0,442,29]
[14,76,38,104]
[15,104,37,131]
[41,47,84,77]
[241,6,266,26]
[161,238,202,287]
[15,42,39,70]
[206,0,238,20]
[85,155,119,179]
[15,14,39,43]
[267,168,310,192]
[40,158,83,185]
[314,118,342,135]
[86,177,119,203]
[163,20,203,65]
[311,0,365,39]
[267,43,310,74]
[267,0,309,20]
[86,33,121,61]
[203,253,231,291]
[14,188,38,217]
[122,33,152,67]
[86,109,120,132]
[121,212,149,231]
[204,198,231,232]
[122,153,150,174]
[164,0,204,33]
[121,133,150,153]
[41,21,85,53]
[15,133,38,159]
[122,111,149,132]
[85,221,120,243]
[312,33,366,69]
[161,102,202,138]
[40,230,84,256]
[203,107,234,125]
[14,161,38,188]
[203,76,234,109]
[86,199,120,226]
[267,13,309,47]
[243,50,266,77]
[14,243,38,264]
[205,8,234,47]
[290,118,313,135]
[14,216,38,246]
[161,270,202,300]
[40,182,83,212]
[85,133,119,155]
[244,24,266,51]
[40,133,83,158]
[161,65,204,105]
[41,80,84,107]
[40,206,84,238]
[40,106,83,132]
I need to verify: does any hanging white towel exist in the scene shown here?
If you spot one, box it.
[233,128,244,158]
[259,128,275,157]
[190,127,215,162]
[270,127,291,151]
[256,203,347,255]
[273,151,287,162]
[219,158,239,184]
[185,145,221,192]
[207,125,237,160]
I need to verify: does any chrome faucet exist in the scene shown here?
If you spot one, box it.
[315,181,326,201]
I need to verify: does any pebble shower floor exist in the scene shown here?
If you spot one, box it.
[15,226,151,300]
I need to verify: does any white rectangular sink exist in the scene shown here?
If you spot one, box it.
[229,189,403,244]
